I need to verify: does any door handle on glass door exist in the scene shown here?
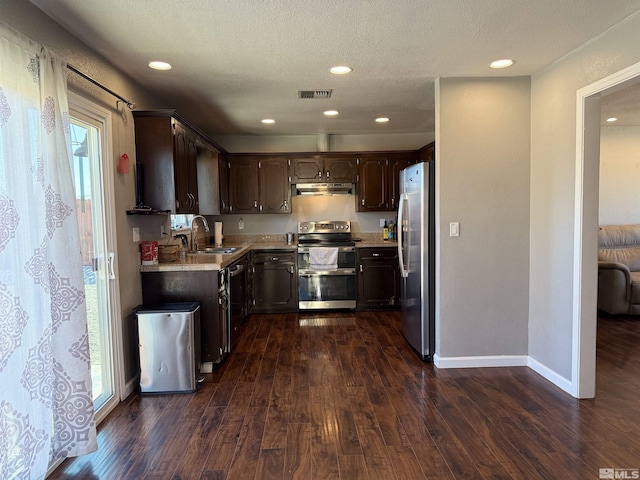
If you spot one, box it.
[108,252,116,280]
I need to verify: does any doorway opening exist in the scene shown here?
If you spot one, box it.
[574,61,640,398]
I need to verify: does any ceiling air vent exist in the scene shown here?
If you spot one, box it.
[298,89,333,99]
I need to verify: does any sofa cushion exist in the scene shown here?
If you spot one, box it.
[599,247,640,271]
[631,272,640,304]
[598,224,640,271]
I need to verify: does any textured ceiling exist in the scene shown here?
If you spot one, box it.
[29,0,640,142]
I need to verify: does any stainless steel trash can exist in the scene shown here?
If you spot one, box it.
[135,302,201,393]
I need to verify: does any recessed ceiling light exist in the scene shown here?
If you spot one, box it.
[324,110,339,116]
[261,118,276,124]
[375,117,390,123]
[490,59,514,69]
[148,61,172,70]
[606,117,618,122]
[329,66,352,75]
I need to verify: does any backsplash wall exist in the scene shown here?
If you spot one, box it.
[210,194,396,236]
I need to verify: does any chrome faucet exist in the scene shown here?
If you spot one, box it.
[190,215,210,252]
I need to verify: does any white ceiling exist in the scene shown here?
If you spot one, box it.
[29,0,640,142]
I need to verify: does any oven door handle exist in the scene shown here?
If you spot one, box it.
[297,246,355,253]
[298,269,356,276]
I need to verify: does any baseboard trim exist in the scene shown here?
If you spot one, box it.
[433,354,575,397]
[122,375,139,401]
[434,354,529,369]
[527,356,574,394]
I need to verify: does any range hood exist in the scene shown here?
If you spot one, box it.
[295,182,353,196]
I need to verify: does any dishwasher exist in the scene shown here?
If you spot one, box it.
[135,302,202,393]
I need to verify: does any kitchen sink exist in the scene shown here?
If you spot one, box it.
[192,247,238,255]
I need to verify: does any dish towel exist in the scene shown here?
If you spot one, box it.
[309,247,339,271]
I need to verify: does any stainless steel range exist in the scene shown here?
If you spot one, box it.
[297,220,356,310]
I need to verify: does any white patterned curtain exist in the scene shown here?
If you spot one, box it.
[0,25,97,479]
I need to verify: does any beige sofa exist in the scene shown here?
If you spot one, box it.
[598,224,640,315]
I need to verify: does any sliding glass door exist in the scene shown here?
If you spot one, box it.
[69,93,122,421]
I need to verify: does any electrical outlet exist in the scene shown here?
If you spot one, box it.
[239,218,244,230]
[132,227,140,242]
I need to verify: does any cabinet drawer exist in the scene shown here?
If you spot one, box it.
[358,247,398,261]
[253,250,296,265]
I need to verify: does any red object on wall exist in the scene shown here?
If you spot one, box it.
[118,153,130,174]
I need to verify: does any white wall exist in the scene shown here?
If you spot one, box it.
[530,10,640,381]
[599,126,640,225]
[436,77,531,359]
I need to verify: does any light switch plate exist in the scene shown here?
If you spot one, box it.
[132,226,140,242]
[449,222,460,237]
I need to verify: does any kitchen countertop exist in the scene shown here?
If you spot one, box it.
[140,237,398,272]
[354,239,398,248]
[139,242,296,272]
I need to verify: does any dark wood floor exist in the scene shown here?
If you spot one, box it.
[50,310,640,479]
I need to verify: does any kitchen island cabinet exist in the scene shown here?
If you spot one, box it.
[141,270,226,365]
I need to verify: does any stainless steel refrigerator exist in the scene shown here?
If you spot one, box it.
[397,162,435,361]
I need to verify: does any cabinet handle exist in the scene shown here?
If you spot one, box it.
[282,199,288,210]
[359,265,363,273]
[372,253,382,257]
[271,257,279,261]
[259,204,263,212]
[361,198,365,206]
[326,170,330,178]
[254,200,258,208]
[391,198,395,207]
[290,265,294,274]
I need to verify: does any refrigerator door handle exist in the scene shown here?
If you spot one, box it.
[397,192,408,278]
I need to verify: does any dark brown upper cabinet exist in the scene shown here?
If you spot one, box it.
[132,110,222,214]
[227,155,291,214]
[289,154,357,183]
[259,156,291,213]
[357,152,417,212]
[218,156,230,214]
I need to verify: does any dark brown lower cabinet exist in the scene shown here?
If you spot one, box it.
[357,247,400,309]
[251,250,297,313]
[141,270,224,364]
